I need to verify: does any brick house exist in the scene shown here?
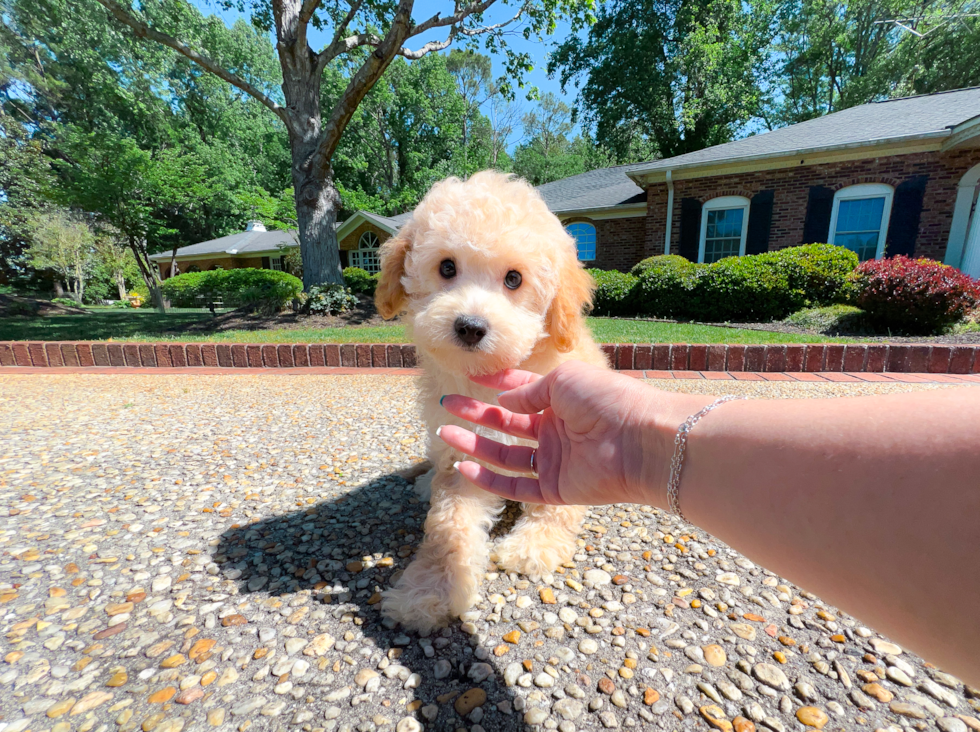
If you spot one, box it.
[150,212,410,278]
[540,87,980,278]
[154,87,980,280]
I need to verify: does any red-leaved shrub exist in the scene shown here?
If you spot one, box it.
[852,256,980,335]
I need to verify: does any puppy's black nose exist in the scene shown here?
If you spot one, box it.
[454,316,489,347]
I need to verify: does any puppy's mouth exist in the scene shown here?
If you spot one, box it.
[452,315,489,351]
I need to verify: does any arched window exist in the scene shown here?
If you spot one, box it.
[829,184,894,261]
[350,231,381,273]
[699,196,750,263]
[566,222,596,261]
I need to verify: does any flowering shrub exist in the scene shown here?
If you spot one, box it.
[305,284,358,314]
[852,256,980,334]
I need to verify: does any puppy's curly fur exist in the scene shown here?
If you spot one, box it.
[375,171,609,633]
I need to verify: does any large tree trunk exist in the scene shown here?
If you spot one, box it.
[128,236,167,311]
[277,11,344,288]
[292,165,344,288]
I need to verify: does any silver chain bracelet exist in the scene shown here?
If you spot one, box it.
[667,395,745,521]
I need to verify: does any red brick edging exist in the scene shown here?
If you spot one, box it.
[1,341,978,374]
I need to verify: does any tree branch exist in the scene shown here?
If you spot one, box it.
[397,26,458,59]
[298,0,322,26]
[94,0,293,132]
[330,0,363,45]
[408,0,499,37]
[315,0,416,169]
[317,31,381,70]
[398,4,523,59]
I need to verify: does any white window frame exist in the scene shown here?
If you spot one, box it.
[828,183,894,261]
[350,231,381,273]
[566,222,597,262]
[269,256,284,271]
[698,196,750,264]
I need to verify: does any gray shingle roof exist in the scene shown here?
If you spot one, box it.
[149,228,299,260]
[377,212,413,228]
[631,87,980,176]
[535,164,648,212]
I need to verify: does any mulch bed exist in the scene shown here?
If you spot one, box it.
[175,295,387,334]
[0,294,89,317]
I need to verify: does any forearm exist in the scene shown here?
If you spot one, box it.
[645,388,980,684]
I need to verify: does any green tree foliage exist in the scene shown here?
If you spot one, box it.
[91,230,143,302]
[550,0,777,160]
[329,54,480,216]
[768,0,980,125]
[512,93,619,185]
[889,5,980,95]
[24,209,96,303]
[0,115,54,284]
[85,0,595,288]
[2,0,295,304]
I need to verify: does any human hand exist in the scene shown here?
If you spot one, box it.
[437,360,707,506]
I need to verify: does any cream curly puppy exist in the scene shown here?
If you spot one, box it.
[374,170,609,633]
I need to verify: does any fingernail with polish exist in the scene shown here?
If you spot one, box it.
[453,461,462,471]
[439,395,447,406]
[436,426,443,437]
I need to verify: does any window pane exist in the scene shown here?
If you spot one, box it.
[704,207,744,263]
[835,197,885,261]
[706,208,744,240]
[704,238,741,263]
[835,232,880,262]
[836,198,884,234]
[566,223,596,261]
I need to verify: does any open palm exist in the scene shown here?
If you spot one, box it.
[438,361,672,506]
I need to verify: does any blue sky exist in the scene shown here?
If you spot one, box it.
[190,0,583,144]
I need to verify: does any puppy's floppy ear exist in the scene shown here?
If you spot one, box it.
[375,223,414,319]
[546,254,595,353]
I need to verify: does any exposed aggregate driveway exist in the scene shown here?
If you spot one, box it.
[1,374,978,732]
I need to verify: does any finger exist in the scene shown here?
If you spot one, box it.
[468,368,542,391]
[454,460,562,504]
[439,396,539,440]
[437,425,536,473]
[496,371,554,415]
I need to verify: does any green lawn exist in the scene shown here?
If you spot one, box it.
[0,309,848,344]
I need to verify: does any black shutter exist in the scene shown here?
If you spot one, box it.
[679,198,702,261]
[261,256,270,269]
[746,190,775,255]
[802,185,834,244]
[885,175,928,258]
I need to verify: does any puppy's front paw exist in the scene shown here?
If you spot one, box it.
[380,557,477,634]
[413,468,435,502]
[494,532,575,583]
[380,584,451,635]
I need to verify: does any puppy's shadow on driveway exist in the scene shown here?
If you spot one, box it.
[214,467,536,732]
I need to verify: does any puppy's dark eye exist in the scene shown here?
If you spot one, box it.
[504,270,522,290]
[439,259,456,279]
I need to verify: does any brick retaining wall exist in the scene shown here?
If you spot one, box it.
[2,341,978,373]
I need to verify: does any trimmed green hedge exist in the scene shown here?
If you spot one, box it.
[161,269,303,313]
[590,270,638,316]
[591,244,859,322]
[342,267,380,295]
